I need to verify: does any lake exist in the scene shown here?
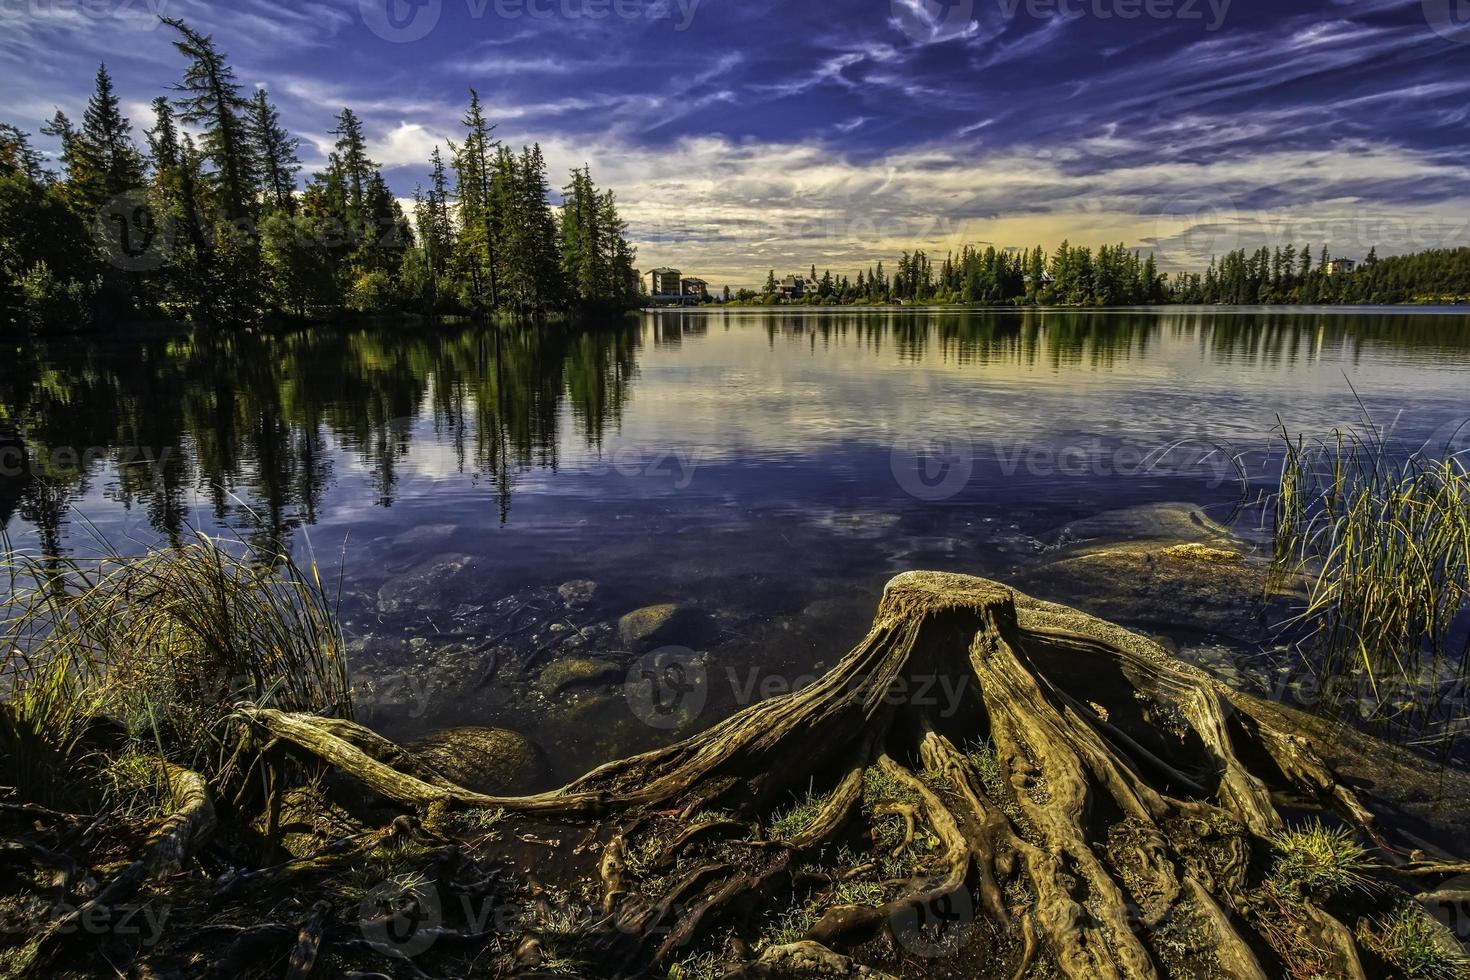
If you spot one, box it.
[4,307,1469,784]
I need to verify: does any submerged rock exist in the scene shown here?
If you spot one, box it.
[1049,501,1241,551]
[377,554,478,615]
[1017,539,1274,644]
[391,524,461,549]
[409,726,543,795]
[537,656,623,698]
[557,579,599,609]
[617,603,715,652]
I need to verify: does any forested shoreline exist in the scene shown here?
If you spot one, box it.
[734,243,1470,307]
[0,18,640,332]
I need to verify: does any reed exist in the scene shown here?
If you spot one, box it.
[1269,414,1470,750]
[0,528,350,804]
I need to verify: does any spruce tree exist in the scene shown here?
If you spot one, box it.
[249,88,300,214]
[450,90,501,307]
[330,108,371,220]
[163,17,256,224]
[75,63,145,213]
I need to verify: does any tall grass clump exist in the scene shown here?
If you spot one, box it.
[1269,414,1470,751]
[0,528,350,805]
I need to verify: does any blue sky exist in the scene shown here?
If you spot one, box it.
[3,0,1468,288]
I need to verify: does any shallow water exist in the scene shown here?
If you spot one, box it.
[4,308,1469,784]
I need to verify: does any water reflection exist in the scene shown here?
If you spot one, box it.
[5,307,1470,776]
[2,307,1467,557]
[0,323,639,553]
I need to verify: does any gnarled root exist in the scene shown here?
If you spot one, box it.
[226,572,1467,978]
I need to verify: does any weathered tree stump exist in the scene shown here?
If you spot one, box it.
[234,572,1469,978]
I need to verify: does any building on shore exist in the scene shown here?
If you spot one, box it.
[1326,258,1357,276]
[777,276,821,301]
[680,278,709,302]
[648,268,683,297]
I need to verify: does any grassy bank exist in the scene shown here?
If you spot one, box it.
[0,530,349,810]
[1269,418,1470,756]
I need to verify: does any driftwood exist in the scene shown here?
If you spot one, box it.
[229,571,1469,978]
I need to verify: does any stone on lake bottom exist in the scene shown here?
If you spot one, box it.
[537,657,624,698]
[409,726,543,795]
[558,579,598,609]
[617,603,715,652]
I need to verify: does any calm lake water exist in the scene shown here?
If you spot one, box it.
[4,308,1469,783]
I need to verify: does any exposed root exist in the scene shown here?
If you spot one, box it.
[51,571,1464,980]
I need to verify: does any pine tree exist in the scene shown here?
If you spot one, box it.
[450,90,501,307]
[40,111,84,195]
[163,17,256,224]
[145,96,207,266]
[418,146,454,288]
[0,124,42,180]
[74,63,145,213]
[249,88,300,214]
[330,108,371,221]
[517,144,562,309]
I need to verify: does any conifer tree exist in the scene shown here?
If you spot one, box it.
[330,108,371,221]
[163,17,256,224]
[249,88,300,214]
[451,90,500,307]
[74,63,145,214]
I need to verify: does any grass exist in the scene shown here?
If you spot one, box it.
[0,526,350,806]
[1267,820,1377,897]
[861,766,918,808]
[333,838,438,905]
[665,952,722,980]
[964,739,1006,799]
[769,785,831,841]
[757,902,820,951]
[0,641,98,808]
[832,879,886,907]
[1359,904,1470,979]
[454,807,506,833]
[1269,414,1470,751]
[99,748,172,820]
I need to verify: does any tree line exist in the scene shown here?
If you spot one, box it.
[728,241,1470,307]
[0,19,640,331]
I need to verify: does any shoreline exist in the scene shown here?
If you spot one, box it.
[646,302,1470,314]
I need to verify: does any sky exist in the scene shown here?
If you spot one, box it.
[2,0,1468,289]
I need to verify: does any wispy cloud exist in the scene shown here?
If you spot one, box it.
[2,0,1465,286]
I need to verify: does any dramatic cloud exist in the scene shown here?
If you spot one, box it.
[4,0,1466,287]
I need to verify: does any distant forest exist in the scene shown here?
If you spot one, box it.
[740,243,1470,308]
[0,18,640,331]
